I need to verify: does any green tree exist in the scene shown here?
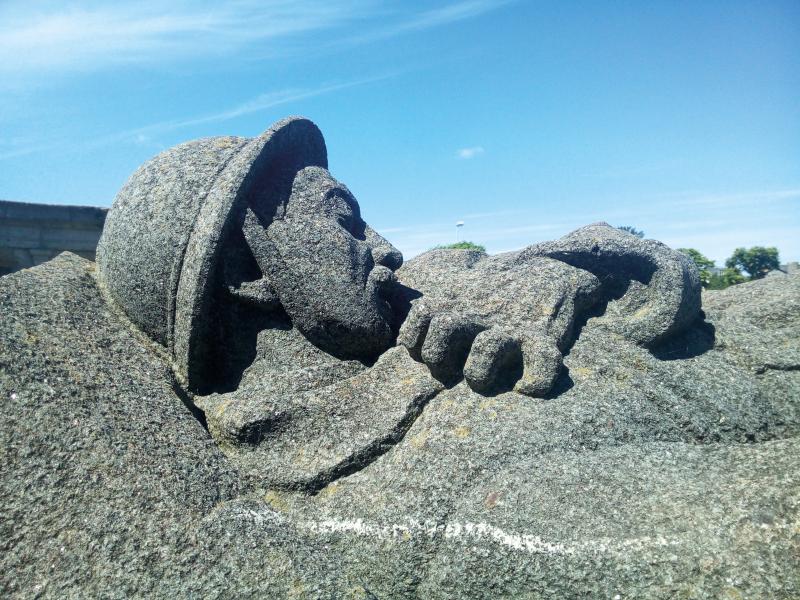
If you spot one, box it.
[433,241,487,252]
[725,246,780,280]
[617,225,644,238]
[678,248,715,288]
[707,268,746,290]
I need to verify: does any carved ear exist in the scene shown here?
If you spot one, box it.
[222,207,282,310]
[242,207,280,274]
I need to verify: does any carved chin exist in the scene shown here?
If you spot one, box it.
[300,272,398,361]
[278,268,399,361]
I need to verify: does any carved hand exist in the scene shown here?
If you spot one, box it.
[397,250,601,396]
[396,223,701,398]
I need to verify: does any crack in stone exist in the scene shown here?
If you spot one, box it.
[290,386,443,496]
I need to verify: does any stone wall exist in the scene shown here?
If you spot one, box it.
[0,199,107,276]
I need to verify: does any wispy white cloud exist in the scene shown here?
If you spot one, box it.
[405,0,513,30]
[104,74,393,145]
[374,187,800,261]
[0,1,514,80]
[665,188,800,208]
[346,0,514,44]
[167,75,394,131]
[456,146,485,159]
[546,188,800,224]
[0,74,391,160]
[0,1,370,76]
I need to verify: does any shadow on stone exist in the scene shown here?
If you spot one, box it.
[544,365,575,399]
[650,314,716,361]
[389,283,423,336]
[170,378,210,432]
[235,412,293,446]
[210,303,293,394]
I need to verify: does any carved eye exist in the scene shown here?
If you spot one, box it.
[326,188,364,238]
[337,214,352,230]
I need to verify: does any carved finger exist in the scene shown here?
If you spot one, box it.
[514,336,563,397]
[464,327,523,395]
[397,302,433,361]
[421,312,487,385]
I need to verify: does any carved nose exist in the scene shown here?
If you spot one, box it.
[371,245,403,271]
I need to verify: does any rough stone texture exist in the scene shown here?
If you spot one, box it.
[96,117,328,392]
[240,166,402,362]
[523,222,702,346]
[0,255,241,598]
[197,346,442,491]
[0,199,107,275]
[2,254,799,599]
[2,118,798,598]
[96,135,251,346]
[398,248,602,395]
[397,224,701,397]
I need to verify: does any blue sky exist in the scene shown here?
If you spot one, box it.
[1,0,798,264]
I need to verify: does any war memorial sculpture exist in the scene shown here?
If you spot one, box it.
[1,117,799,597]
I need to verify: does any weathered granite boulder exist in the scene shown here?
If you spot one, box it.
[2,254,798,598]
[397,227,700,397]
[522,222,702,346]
[2,118,798,598]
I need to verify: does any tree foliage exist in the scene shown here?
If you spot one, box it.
[427,242,781,291]
[433,241,487,252]
[617,225,644,238]
[678,248,714,287]
[725,246,780,280]
[707,268,746,290]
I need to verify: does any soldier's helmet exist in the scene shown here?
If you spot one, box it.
[96,117,327,391]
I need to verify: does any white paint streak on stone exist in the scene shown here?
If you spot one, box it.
[444,521,575,555]
[229,504,681,557]
[293,515,681,557]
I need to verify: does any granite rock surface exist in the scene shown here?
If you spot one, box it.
[522,222,702,346]
[96,117,330,392]
[397,223,701,397]
[397,248,601,395]
[2,253,799,598]
[240,166,403,362]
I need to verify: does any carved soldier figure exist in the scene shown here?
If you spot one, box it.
[96,117,701,486]
[6,116,798,599]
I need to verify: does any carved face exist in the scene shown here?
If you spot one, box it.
[242,166,403,361]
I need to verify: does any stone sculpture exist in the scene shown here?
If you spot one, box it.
[4,117,798,598]
[398,223,701,395]
[98,117,700,395]
[95,116,702,485]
